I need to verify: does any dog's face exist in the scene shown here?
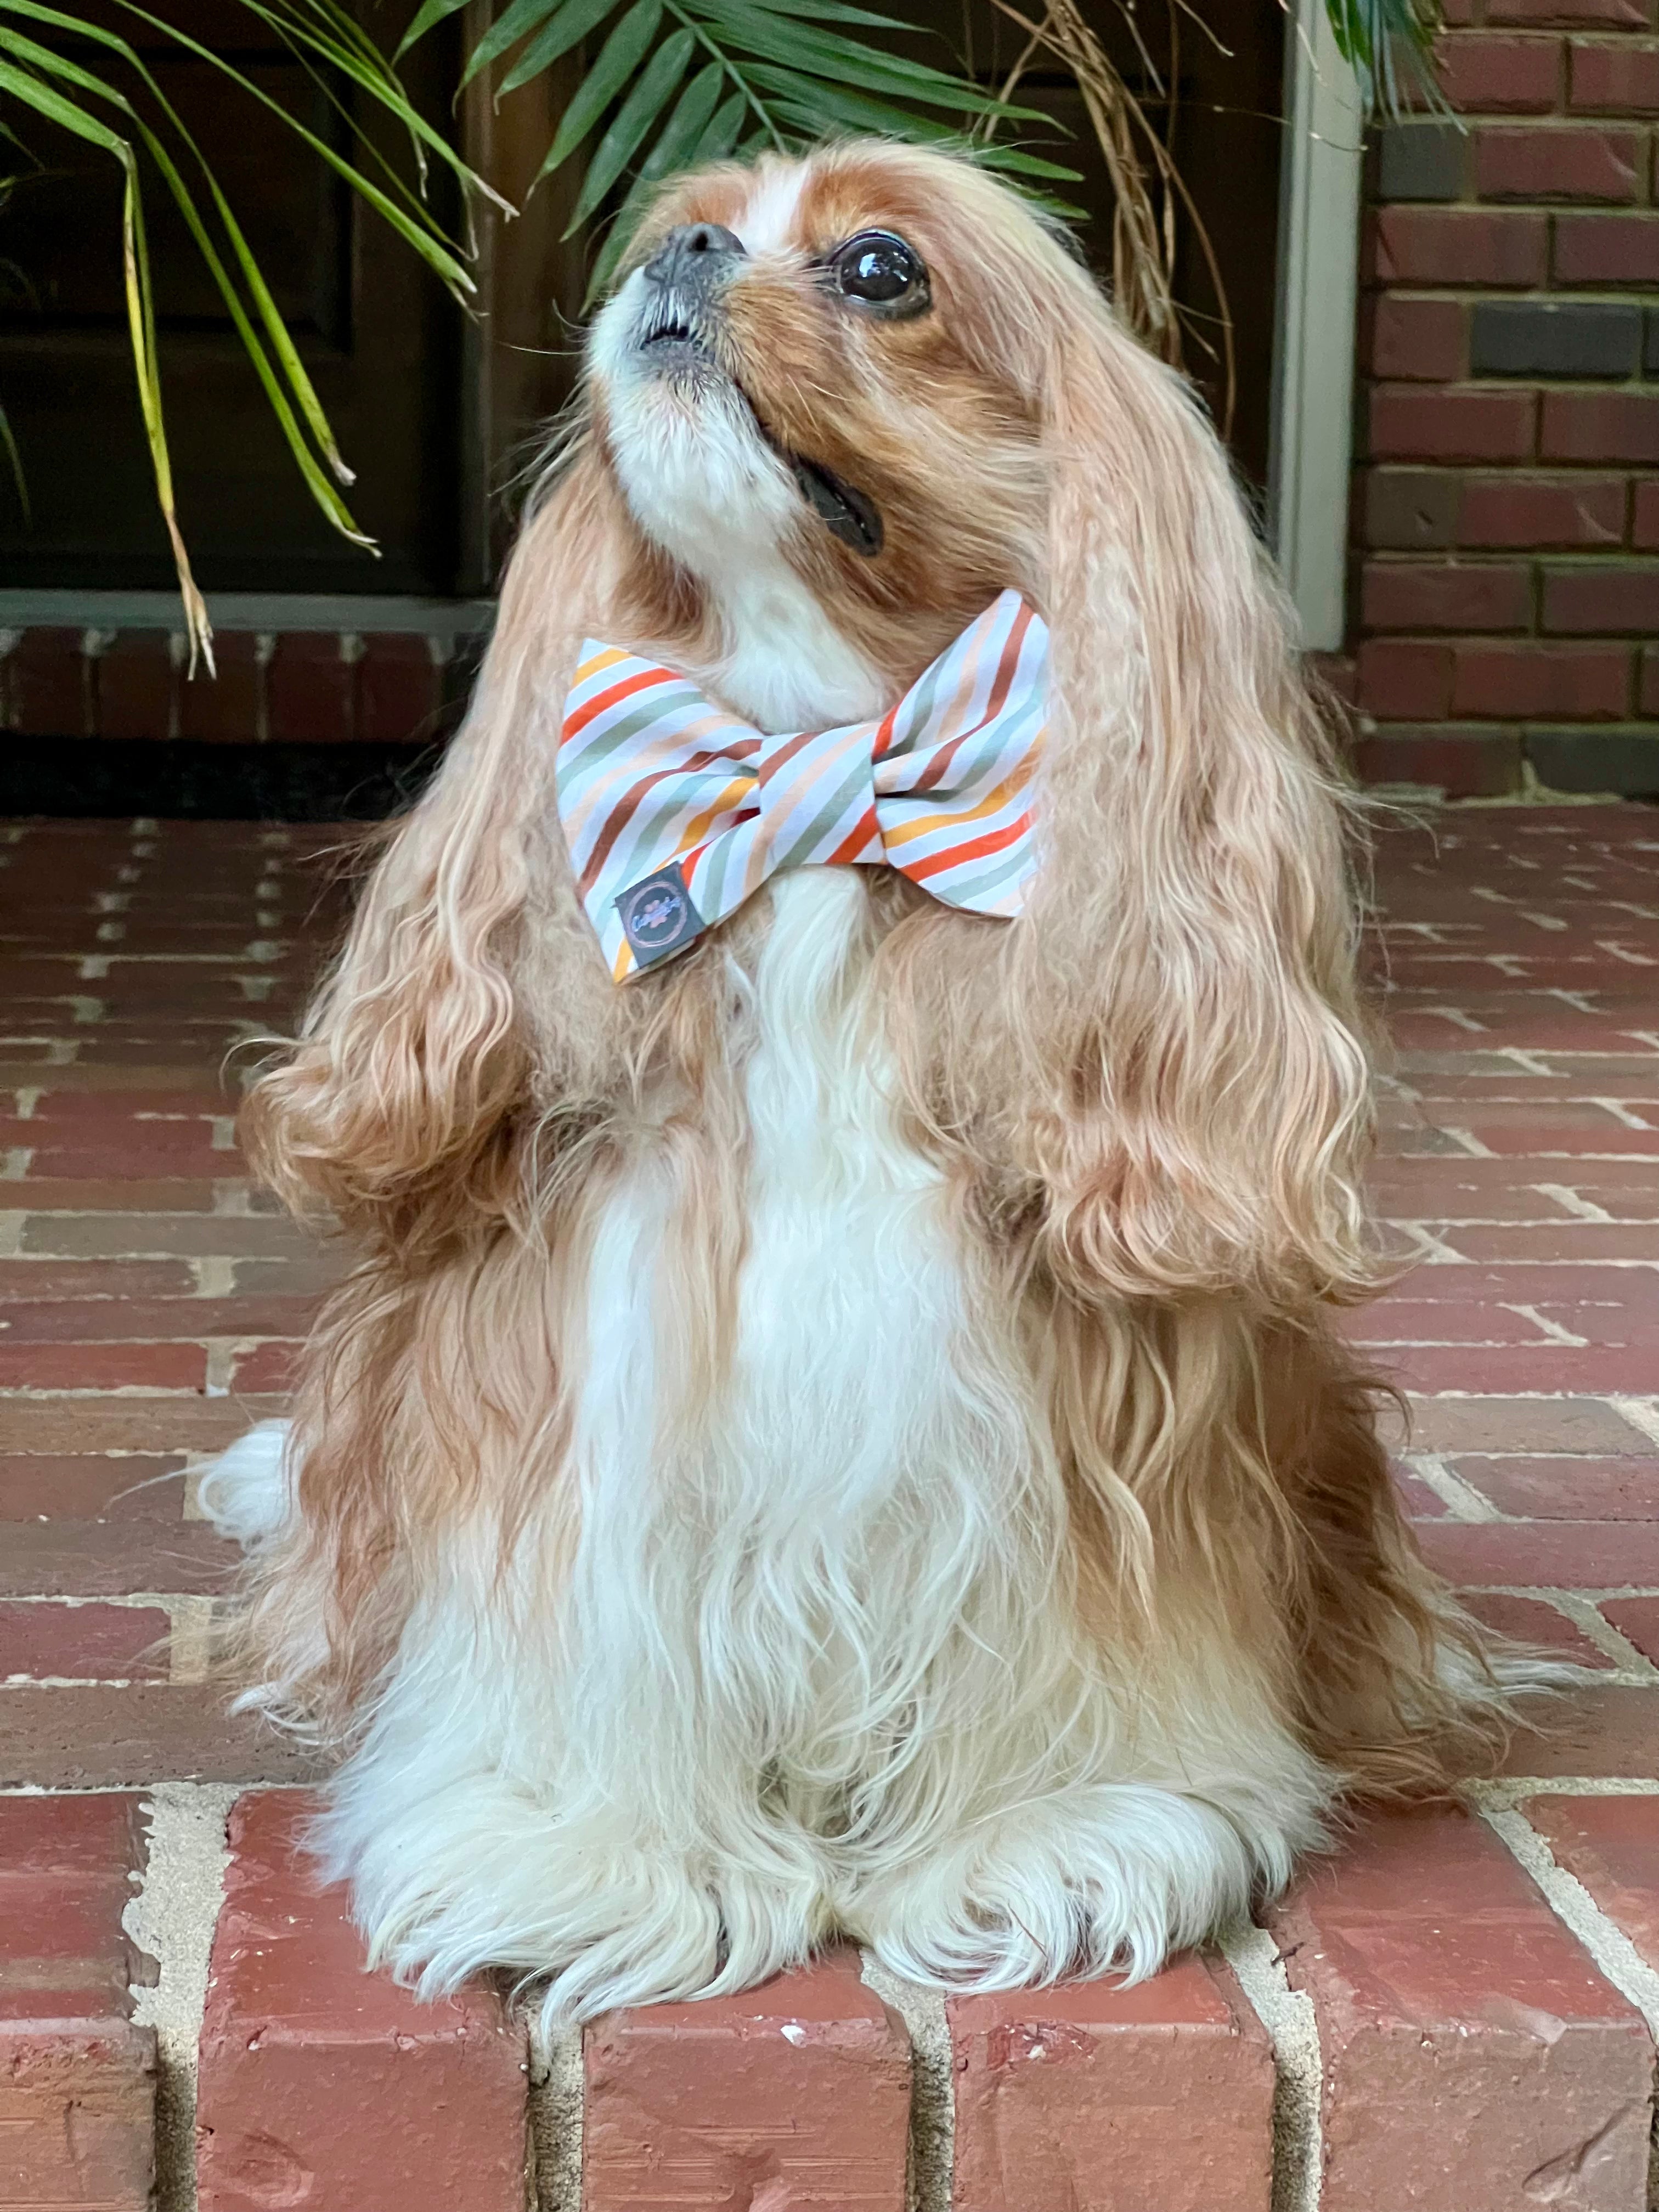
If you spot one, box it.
[586,145,1054,668]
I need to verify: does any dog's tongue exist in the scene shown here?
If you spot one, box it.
[790,457,884,558]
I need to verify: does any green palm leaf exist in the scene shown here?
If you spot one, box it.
[460,0,565,90]
[498,0,622,95]
[567,26,696,228]
[1326,0,1444,116]
[411,0,1071,303]
[583,61,730,297]
[538,0,663,179]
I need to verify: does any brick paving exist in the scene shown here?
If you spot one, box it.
[1,805,1657,2207]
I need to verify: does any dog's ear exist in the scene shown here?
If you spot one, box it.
[242,450,626,1232]
[1005,284,1376,1310]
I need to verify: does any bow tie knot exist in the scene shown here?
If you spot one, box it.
[556,590,1047,983]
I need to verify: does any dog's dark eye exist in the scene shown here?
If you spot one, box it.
[831,231,929,317]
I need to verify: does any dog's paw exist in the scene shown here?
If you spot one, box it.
[319,1763,831,2026]
[850,1784,1262,1991]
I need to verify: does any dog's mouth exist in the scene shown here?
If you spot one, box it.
[785,455,884,558]
[630,290,884,560]
[635,291,717,366]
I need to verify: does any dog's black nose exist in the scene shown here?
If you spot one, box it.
[644,223,746,291]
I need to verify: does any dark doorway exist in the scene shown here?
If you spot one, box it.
[0,0,466,595]
[905,0,1286,499]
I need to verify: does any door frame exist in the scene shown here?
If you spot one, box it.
[1268,0,1365,654]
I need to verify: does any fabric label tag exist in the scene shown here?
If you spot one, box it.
[616,861,705,968]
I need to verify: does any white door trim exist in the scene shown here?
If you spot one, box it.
[1269,0,1367,654]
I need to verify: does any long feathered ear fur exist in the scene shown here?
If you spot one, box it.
[233,446,653,1721]
[241,450,631,1239]
[1000,264,1378,1312]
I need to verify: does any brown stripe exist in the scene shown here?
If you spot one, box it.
[580,747,758,896]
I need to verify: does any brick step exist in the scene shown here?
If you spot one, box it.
[7,1788,1657,2212]
[0,1793,157,2211]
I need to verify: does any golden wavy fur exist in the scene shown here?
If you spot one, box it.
[218,141,1528,2013]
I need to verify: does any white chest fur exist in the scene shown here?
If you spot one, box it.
[563,865,1034,1803]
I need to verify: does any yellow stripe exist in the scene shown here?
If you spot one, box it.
[578,645,633,684]
[675,775,756,856]
[879,760,1037,850]
[612,939,634,983]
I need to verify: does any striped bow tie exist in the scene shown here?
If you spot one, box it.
[556,589,1047,983]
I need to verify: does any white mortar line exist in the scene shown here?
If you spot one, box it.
[527,2013,583,2212]
[1592,1098,1655,1131]
[1,1591,213,1692]
[1528,1181,1610,1219]
[1482,1776,1659,1803]
[860,1952,952,2212]
[1403,1451,1506,1522]
[1,1591,188,1606]
[1220,1922,1322,2212]
[202,1342,237,1397]
[0,1780,309,1797]
[1472,1792,1659,2043]
[1536,1591,1659,1681]
[1611,1397,1659,1450]
[1439,1126,1497,1157]
[1399,1223,1469,1265]
[1473,1586,1659,1601]
[1499,1302,1589,1347]
[167,1598,217,1685]
[123,1782,237,2212]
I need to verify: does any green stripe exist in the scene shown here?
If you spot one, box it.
[565,682,704,772]
[695,815,760,921]
[945,839,1031,906]
[883,653,949,754]
[768,746,877,873]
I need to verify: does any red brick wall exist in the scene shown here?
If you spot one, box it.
[1352,0,1659,797]
[0,629,463,744]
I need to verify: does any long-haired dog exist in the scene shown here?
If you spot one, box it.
[205,140,1527,2024]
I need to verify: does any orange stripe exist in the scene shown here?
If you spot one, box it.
[579,751,757,895]
[740,726,872,895]
[902,810,1032,883]
[913,614,1032,794]
[826,804,881,866]
[869,702,902,763]
[562,665,678,744]
[880,765,1036,851]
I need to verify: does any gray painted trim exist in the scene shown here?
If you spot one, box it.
[0,590,496,636]
[1269,0,1365,654]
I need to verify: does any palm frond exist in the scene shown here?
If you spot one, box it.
[1325,0,1446,119]
[405,0,1075,296]
[0,0,504,665]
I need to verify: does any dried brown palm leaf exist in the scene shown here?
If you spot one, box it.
[981,0,1236,436]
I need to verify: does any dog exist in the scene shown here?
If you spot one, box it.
[204,139,1525,2025]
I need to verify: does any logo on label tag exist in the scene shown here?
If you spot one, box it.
[617,862,704,967]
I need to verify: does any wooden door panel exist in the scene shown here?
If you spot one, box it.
[892,0,1285,492]
[0,0,460,594]
[2,64,347,332]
